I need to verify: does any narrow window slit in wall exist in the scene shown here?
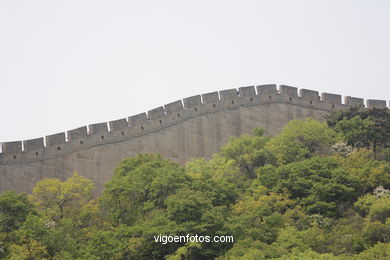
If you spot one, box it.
[289,97,292,101]
[35,152,38,156]
[57,147,61,151]
[213,104,216,108]
[141,126,144,130]
[231,100,234,104]
[310,100,313,104]
[121,132,124,136]
[13,155,16,159]
[194,107,198,112]
[250,97,253,102]
[177,113,180,118]
[101,135,104,140]
[159,120,162,124]
[269,96,272,100]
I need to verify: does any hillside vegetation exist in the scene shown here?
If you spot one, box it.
[1,107,389,259]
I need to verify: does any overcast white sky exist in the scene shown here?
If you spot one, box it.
[0,0,389,143]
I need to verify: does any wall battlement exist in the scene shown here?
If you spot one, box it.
[1,84,388,165]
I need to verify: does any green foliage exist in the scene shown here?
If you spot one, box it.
[367,196,390,223]
[166,242,203,260]
[354,242,390,260]
[217,238,268,259]
[166,188,213,225]
[101,154,189,226]
[354,194,377,217]
[0,191,36,236]
[267,118,338,164]
[13,215,48,259]
[334,115,377,148]
[220,128,274,179]
[185,156,240,206]
[335,149,390,193]
[258,156,358,217]
[327,106,390,157]
[1,116,390,259]
[83,230,125,259]
[31,173,94,221]
[363,220,390,245]
[227,192,291,243]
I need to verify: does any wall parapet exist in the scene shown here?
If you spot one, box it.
[1,84,388,164]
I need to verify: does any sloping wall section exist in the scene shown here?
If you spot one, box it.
[0,85,388,193]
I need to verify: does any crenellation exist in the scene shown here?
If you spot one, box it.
[321,93,342,105]
[164,100,184,115]
[202,92,220,104]
[0,85,388,171]
[2,141,22,154]
[344,96,364,106]
[2,84,390,194]
[218,88,240,109]
[24,150,44,161]
[280,85,298,97]
[128,113,149,127]
[45,132,66,147]
[181,102,205,117]
[23,138,44,152]
[300,89,320,101]
[367,99,387,109]
[238,86,256,97]
[89,122,109,135]
[219,89,238,100]
[148,107,166,121]
[67,126,88,141]
[200,92,222,112]
[109,118,129,131]
[183,95,202,108]
[44,143,66,157]
[129,117,155,135]
[256,84,277,95]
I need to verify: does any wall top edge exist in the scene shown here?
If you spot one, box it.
[1,85,388,154]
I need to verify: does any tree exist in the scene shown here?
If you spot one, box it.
[217,238,268,259]
[166,242,203,260]
[258,157,358,217]
[354,194,377,218]
[0,191,36,234]
[83,230,125,259]
[185,156,240,206]
[267,118,338,164]
[335,149,390,194]
[354,242,390,260]
[0,191,37,258]
[334,116,377,149]
[326,106,390,157]
[101,154,189,226]
[220,128,275,179]
[227,192,291,244]
[11,215,48,259]
[166,188,213,226]
[31,173,94,221]
[367,197,390,224]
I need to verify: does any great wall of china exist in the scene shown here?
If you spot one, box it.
[1,84,388,193]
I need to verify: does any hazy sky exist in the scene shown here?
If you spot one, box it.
[1,0,389,143]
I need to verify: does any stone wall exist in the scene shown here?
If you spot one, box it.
[0,84,388,193]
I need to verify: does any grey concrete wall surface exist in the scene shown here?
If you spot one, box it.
[0,85,388,193]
